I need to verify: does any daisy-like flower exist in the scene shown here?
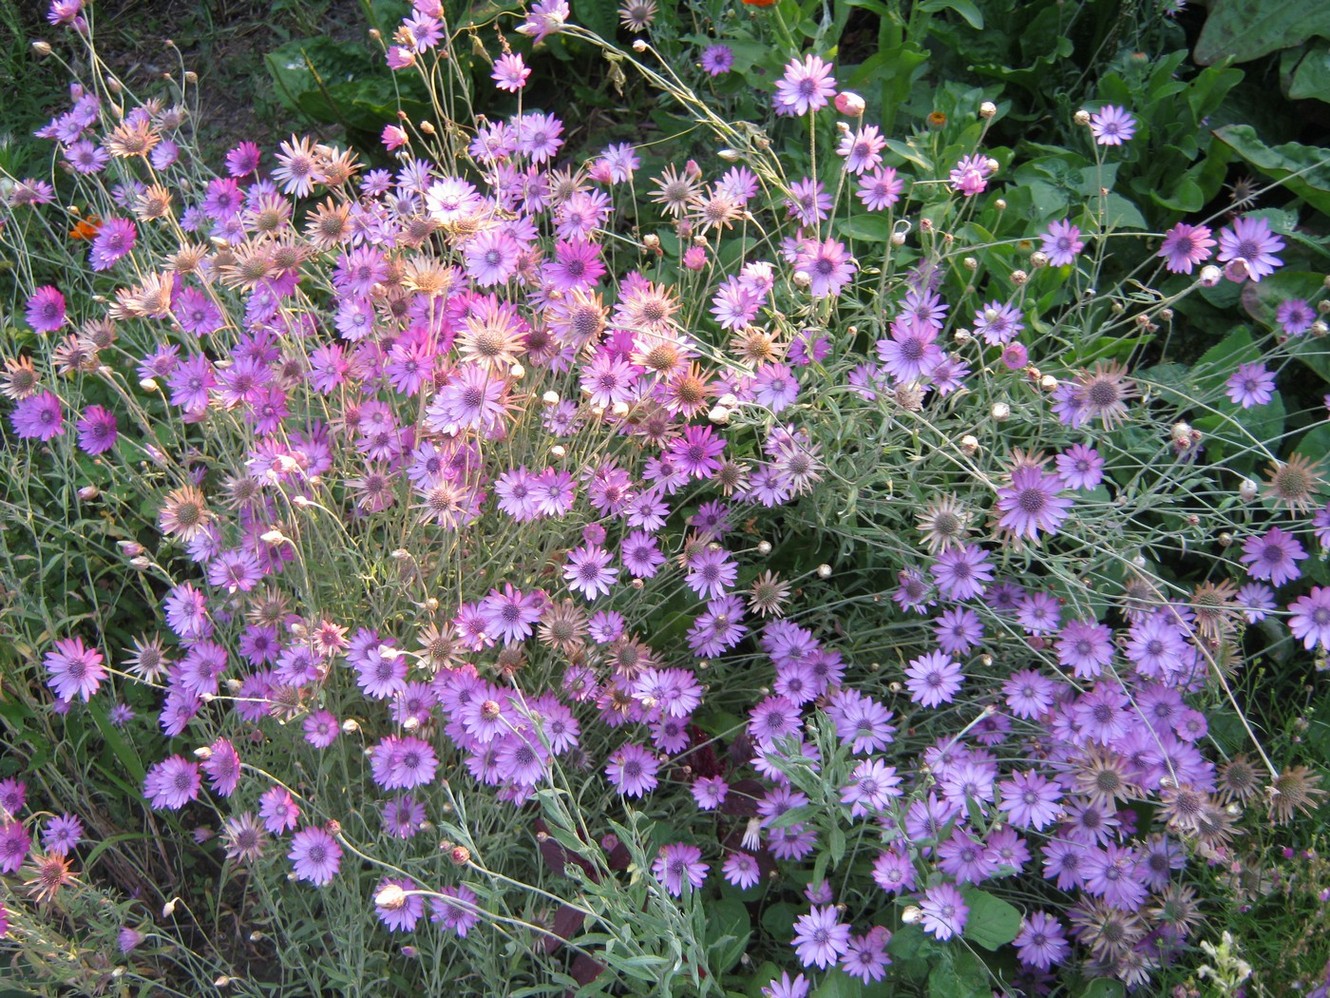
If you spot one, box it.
[1014,911,1070,970]
[773,54,836,118]
[998,770,1063,830]
[700,44,734,77]
[791,904,851,969]
[143,755,201,811]
[1217,215,1284,283]
[931,544,993,601]
[1055,443,1104,490]
[1074,360,1136,429]
[762,972,809,998]
[1240,526,1308,586]
[42,814,83,856]
[1157,221,1214,274]
[565,544,618,600]
[652,842,708,896]
[272,135,322,198]
[11,391,64,442]
[1088,105,1136,145]
[857,166,904,211]
[1041,220,1084,266]
[904,650,963,707]
[1226,361,1276,408]
[288,826,342,886]
[1277,298,1316,336]
[995,464,1073,540]
[25,286,66,332]
[917,882,969,940]
[798,237,857,299]
[1266,454,1323,512]
[836,124,886,175]
[491,52,530,91]
[259,786,300,834]
[840,927,891,982]
[44,636,106,702]
[159,485,212,542]
[605,743,658,797]
[220,812,267,865]
[722,851,760,889]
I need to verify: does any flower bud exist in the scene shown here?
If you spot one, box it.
[1199,265,1222,287]
[375,884,408,909]
[834,91,866,116]
[817,564,832,578]
[890,230,907,247]
[1238,478,1258,502]
[991,402,1010,421]
[78,486,99,501]
[139,377,159,392]
[960,434,980,456]
[757,540,772,555]
[979,100,997,118]
[32,40,52,56]
[717,148,740,162]
[1074,109,1091,126]
[963,256,978,271]
[550,444,566,459]
[449,845,471,866]
[1029,251,1048,269]
[1010,269,1028,285]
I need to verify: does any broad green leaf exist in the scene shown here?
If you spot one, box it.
[1080,980,1126,998]
[960,887,1021,950]
[706,898,751,975]
[1285,42,1330,102]
[1195,0,1330,65]
[918,0,984,30]
[1213,125,1330,214]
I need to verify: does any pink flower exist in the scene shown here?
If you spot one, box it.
[774,54,836,117]
[1157,221,1214,274]
[492,53,530,91]
[1089,105,1135,145]
[25,286,66,332]
[44,636,106,702]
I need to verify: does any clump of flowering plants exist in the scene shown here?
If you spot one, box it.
[2,0,1329,994]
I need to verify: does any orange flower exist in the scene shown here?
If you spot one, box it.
[743,0,778,7]
[68,215,102,240]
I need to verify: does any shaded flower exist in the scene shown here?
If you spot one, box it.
[1217,214,1284,282]
[1157,221,1214,274]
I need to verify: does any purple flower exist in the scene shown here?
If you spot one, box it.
[259,786,300,834]
[11,390,64,441]
[857,166,904,211]
[931,544,993,601]
[774,54,836,117]
[1056,443,1104,490]
[430,884,480,937]
[1277,298,1316,336]
[1041,220,1084,266]
[1288,586,1330,649]
[798,237,857,299]
[700,44,734,77]
[791,904,851,969]
[201,738,241,797]
[1089,105,1136,145]
[44,636,106,702]
[1056,618,1114,678]
[565,544,618,600]
[1226,362,1276,408]
[605,743,658,797]
[143,755,202,811]
[904,650,963,707]
[918,882,968,940]
[1157,221,1214,274]
[75,404,119,455]
[998,770,1063,830]
[89,217,136,271]
[652,842,708,896]
[288,826,343,886]
[1217,215,1284,282]
[841,927,891,982]
[785,177,832,227]
[491,52,530,91]
[382,795,426,839]
[42,813,83,855]
[0,821,31,874]
[840,758,902,815]
[25,286,66,332]
[871,847,916,894]
[973,300,1024,345]
[762,972,809,998]
[723,851,761,889]
[995,465,1073,540]
[1014,911,1070,970]
[1240,526,1307,586]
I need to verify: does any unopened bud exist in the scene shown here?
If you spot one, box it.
[834,91,866,116]
[816,564,832,579]
[960,434,980,456]
[375,884,408,909]
[449,845,471,866]
[342,718,360,733]
[979,100,997,119]
[78,486,99,501]
[1238,478,1258,502]
[1010,269,1028,286]
[991,402,1010,421]
[717,148,740,162]
[140,378,159,392]
[1199,265,1222,287]
[757,540,772,555]
[32,40,52,56]
[1074,109,1091,126]
[550,445,566,458]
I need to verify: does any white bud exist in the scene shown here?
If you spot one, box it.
[1199,265,1222,287]
[792,270,811,288]
[816,564,831,579]
[991,402,1010,421]
[979,100,997,118]
[708,405,730,424]
[374,884,408,909]
[139,378,159,392]
[509,362,525,380]
[717,148,740,162]
[1040,374,1058,391]
[342,718,360,733]
[1238,478,1258,502]
[757,540,772,555]
[1074,109,1091,126]
[901,905,922,924]
[542,391,560,406]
